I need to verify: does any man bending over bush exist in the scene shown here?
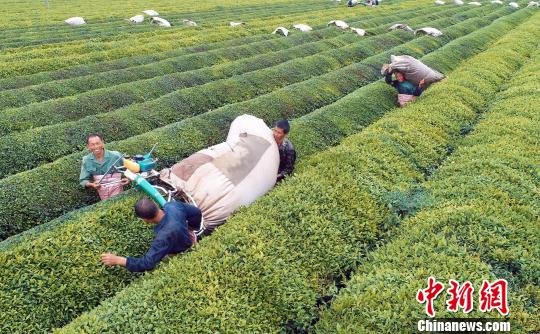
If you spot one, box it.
[101,198,202,272]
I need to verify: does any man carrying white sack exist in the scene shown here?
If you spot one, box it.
[383,67,426,107]
[381,55,445,107]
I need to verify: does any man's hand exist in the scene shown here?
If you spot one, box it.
[87,182,101,189]
[121,178,130,186]
[419,78,426,88]
[101,253,127,267]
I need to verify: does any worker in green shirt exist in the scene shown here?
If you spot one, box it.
[79,134,130,200]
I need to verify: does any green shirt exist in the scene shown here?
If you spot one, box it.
[79,150,124,188]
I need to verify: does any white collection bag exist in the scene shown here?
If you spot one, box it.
[160,115,279,231]
[389,55,445,87]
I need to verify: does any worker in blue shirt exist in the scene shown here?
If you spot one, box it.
[382,64,426,107]
[101,198,202,272]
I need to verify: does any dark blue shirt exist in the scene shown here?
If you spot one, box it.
[385,72,423,96]
[126,201,202,272]
[277,138,296,183]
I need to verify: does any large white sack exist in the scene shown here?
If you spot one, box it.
[160,115,279,231]
[389,54,445,87]
[143,9,159,16]
[65,17,85,26]
[151,17,171,27]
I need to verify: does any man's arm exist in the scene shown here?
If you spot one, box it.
[126,238,170,272]
[385,72,397,87]
[101,238,169,272]
[413,79,426,96]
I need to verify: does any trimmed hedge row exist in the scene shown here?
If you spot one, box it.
[314,32,540,334]
[0,2,339,59]
[0,5,265,44]
[0,6,439,111]
[0,1,416,91]
[54,11,540,333]
[0,34,271,91]
[0,2,335,49]
[0,33,346,119]
[0,6,437,112]
[0,29,417,176]
[0,80,396,254]
[0,3,391,78]
[0,14,411,92]
[0,6,500,179]
[0,34,315,111]
[0,0,300,29]
[0,9,528,333]
[0,1,333,40]
[0,8,480,248]
[0,0,335,38]
[0,7,513,240]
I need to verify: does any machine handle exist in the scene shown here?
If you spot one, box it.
[144,143,158,159]
[124,170,167,207]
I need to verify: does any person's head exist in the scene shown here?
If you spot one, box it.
[273,119,290,144]
[134,199,162,223]
[86,134,105,157]
[395,71,406,82]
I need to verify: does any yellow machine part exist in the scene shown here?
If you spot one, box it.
[124,159,141,173]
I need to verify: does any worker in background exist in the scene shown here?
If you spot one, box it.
[273,119,296,183]
[100,198,202,272]
[79,134,129,200]
[382,64,425,107]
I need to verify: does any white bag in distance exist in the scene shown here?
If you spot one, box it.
[159,115,279,232]
[389,55,445,88]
